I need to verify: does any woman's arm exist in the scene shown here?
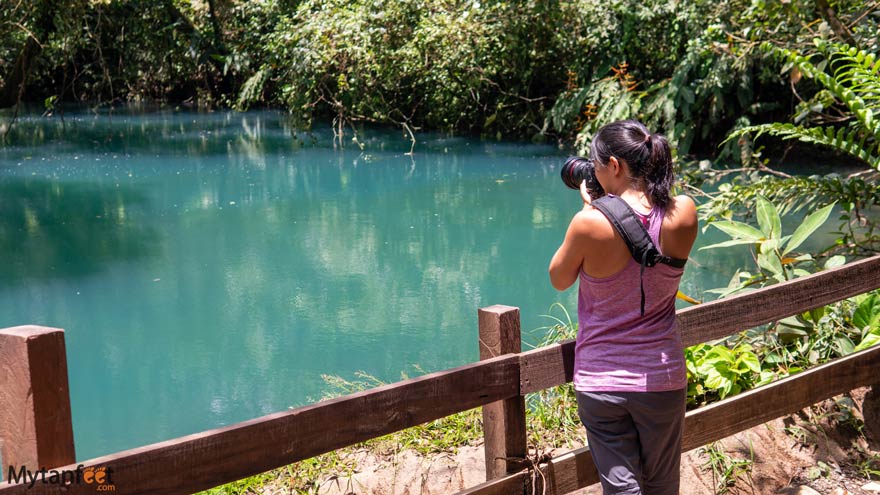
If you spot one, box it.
[548,180,598,291]
[548,211,595,291]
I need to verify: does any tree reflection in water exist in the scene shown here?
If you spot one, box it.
[0,178,159,285]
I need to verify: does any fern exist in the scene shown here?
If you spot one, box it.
[724,40,880,170]
[725,123,879,169]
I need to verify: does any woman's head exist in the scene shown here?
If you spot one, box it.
[589,119,673,208]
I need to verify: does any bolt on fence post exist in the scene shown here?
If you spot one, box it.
[0,326,76,475]
[478,305,527,482]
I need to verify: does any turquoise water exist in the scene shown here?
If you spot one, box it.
[1,110,762,461]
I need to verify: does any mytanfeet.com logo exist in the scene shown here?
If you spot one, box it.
[6,465,116,491]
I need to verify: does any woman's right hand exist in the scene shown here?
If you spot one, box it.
[580,180,592,208]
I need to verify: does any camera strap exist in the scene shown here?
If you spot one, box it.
[590,195,687,316]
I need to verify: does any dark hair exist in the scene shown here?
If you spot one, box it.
[588,119,674,208]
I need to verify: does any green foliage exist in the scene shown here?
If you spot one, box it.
[725,40,880,169]
[262,0,574,136]
[693,195,875,408]
[556,0,880,155]
[525,303,584,448]
[551,0,754,153]
[698,172,880,256]
[768,298,862,367]
[569,69,647,154]
[695,194,880,423]
[701,194,836,293]
[686,343,761,406]
[852,293,880,351]
[5,0,878,148]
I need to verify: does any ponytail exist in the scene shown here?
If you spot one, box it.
[589,120,674,209]
[645,133,673,209]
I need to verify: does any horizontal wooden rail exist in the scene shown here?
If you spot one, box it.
[0,354,520,495]
[458,340,880,495]
[520,255,880,394]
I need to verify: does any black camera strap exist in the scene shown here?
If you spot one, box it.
[590,195,687,316]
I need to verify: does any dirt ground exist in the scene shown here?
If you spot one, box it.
[263,387,880,495]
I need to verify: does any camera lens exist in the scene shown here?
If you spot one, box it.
[560,156,605,199]
[561,156,589,190]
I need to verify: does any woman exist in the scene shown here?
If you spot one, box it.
[548,119,698,495]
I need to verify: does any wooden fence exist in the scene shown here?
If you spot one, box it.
[0,255,878,495]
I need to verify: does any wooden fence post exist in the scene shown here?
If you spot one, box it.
[478,305,527,481]
[0,326,75,474]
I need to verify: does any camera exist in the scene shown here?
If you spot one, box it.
[561,156,605,199]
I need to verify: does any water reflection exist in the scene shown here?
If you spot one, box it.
[1,110,316,159]
[0,178,159,285]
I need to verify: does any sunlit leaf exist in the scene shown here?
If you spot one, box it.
[855,331,880,352]
[835,335,855,356]
[762,238,782,252]
[824,255,846,269]
[756,195,781,239]
[736,352,761,373]
[755,370,777,387]
[699,239,758,250]
[757,251,784,275]
[709,221,765,241]
[704,373,731,392]
[783,203,836,255]
[854,294,880,331]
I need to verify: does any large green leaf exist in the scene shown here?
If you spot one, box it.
[736,352,761,373]
[709,221,765,241]
[756,195,781,239]
[835,335,855,356]
[854,294,880,331]
[854,331,880,352]
[699,239,759,251]
[704,372,732,393]
[783,203,836,255]
[757,251,784,276]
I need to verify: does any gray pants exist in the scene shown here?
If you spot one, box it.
[576,388,686,495]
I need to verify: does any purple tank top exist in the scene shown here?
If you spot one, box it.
[573,201,687,392]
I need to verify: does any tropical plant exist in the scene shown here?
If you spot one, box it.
[701,195,838,295]
[724,39,880,170]
[852,292,880,351]
[686,342,762,407]
[698,195,880,394]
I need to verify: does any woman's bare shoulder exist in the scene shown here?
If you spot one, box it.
[574,204,618,241]
[661,195,699,258]
[666,195,698,228]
